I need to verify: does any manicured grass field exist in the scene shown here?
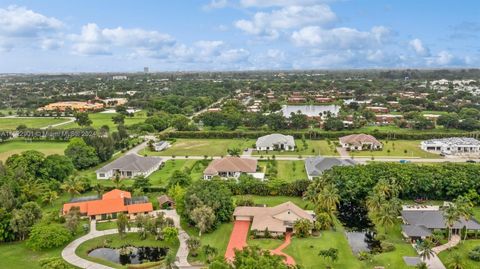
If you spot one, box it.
[75,233,178,269]
[438,239,480,268]
[148,159,205,186]
[60,112,147,129]
[253,139,339,156]
[0,140,68,161]
[0,117,69,129]
[349,140,441,158]
[233,195,313,210]
[0,242,68,269]
[258,160,308,181]
[146,138,256,157]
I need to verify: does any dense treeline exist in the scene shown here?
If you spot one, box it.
[322,162,480,203]
[162,130,480,140]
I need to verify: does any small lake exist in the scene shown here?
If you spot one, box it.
[88,246,168,265]
[281,105,340,118]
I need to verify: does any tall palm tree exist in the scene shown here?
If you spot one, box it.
[455,196,473,242]
[444,204,461,241]
[61,175,84,199]
[316,183,340,216]
[418,239,435,260]
[375,201,399,233]
[366,192,385,215]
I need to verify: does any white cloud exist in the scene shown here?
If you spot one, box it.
[291,26,390,49]
[409,38,429,56]
[235,4,336,38]
[71,23,175,55]
[427,50,454,66]
[0,6,63,50]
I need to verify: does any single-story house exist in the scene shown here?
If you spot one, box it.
[157,194,175,209]
[339,134,383,151]
[203,157,262,180]
[96,154,162,179]
[233,201,315,236]
[256,134,295,151]
[153,141,170,151]
[62,189,153,220]
[305,157,356,180]
[420,137,480,155]
[401,205,480,241]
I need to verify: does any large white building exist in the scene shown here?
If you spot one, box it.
[420,137,480,155]
[256,134,295,151]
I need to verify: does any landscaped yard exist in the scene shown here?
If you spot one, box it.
[438,239,480,268]
[0,117,69,129]
[233,195,313,209]
[148,159,209,186]
[253,139,338,156]
[348,140,441,158]
[146,138,256,157]
[258,160,308,181]
[60,111,147,129]
[0,140,69,161]
[75,233,179,269]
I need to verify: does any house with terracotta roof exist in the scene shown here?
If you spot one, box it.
[96,154,162,179]
[203,157,261,180]
[233,202,315,236]
[339,134,382,151]
[62,189,153,220]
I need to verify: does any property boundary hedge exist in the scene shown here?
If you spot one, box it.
[161,130,480,140]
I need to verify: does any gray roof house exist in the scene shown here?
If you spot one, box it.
[305,156,356,180]
[401,206,480,239]
[96,154,162,180]
[256,134,295,151]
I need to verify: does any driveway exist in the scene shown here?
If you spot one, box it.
[225,220,250,262]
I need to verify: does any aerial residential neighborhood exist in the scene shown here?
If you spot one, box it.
[1,1,480,269]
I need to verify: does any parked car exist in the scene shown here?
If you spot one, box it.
[399,160,411,164]
[466,160,476,163]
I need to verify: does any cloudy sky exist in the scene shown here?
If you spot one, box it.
[0,0,479,72]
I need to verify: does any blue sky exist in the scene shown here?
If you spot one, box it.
[0,0,479,72]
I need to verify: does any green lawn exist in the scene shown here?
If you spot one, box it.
[96,221,118,231]
[60,112,147,130]
[0,242,70,269]
[253,139,339,156]
[349,140,441,158]
[146,138,256,157]
[148,159,208,186]
[75,233,179,269]
[0,140,69,161]
[258,160,308,181]
[233,195,313,210]
[0,117,69,129]
[438,239,480,268]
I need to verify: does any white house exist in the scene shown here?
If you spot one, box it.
[339,134,382,151]
[256,134,295,151]
[420,137,480,155]
[96,154,162,179]
[203,157,263,180]
[153,141,170,152]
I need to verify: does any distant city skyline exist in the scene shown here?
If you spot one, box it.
[0,0,479,72]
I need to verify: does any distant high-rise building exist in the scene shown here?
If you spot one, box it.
[144,67,149,73]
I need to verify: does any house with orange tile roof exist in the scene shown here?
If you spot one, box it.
[62,189,153,220]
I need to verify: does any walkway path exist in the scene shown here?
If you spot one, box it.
[270,232,296,266]
[336,147,350,158]
[225,220,250,262]
[62,210,196,269]
[433,234,461,253]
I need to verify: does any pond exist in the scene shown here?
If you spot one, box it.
[338,201,382,254]
[281,105,340,118]
[88,246,169,265]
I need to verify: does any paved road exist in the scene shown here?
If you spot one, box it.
[62,210,199,269]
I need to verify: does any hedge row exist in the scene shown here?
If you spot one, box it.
[161,130,480,140]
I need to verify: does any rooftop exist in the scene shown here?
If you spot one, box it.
[96,154,162,173]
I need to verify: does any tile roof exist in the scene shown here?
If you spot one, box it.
[233,201,314,233]
[256,134,295,148]
[401,210,480,230]
[96,154,162,173]
[305,156,356,177]
[204,157,257,176]
[339,134,382,147]
[62,189,152,216]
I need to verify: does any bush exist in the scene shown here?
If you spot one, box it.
[39,257,73,269]
[468,246,480,261]
[381,241,395,252]
[27,223,72,250]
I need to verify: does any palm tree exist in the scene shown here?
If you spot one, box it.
[366,192,385,215]
[112,174,121,189]
[447,254,464,269]
[316,183,340,216]
[418,239,435,260]
[375,201,399,233]
[455,196,473,242]
[416,262,428,269]
[444,204,461,241]
[61,175,84,199]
